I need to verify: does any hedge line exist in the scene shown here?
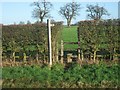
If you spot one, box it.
[2,22,63,62]
[78,19,120,61]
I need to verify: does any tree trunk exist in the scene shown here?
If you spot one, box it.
[78,49,80,60]
[93,50,97,63]
[113,48,116,60]
[110,53,112,60]
[13,52,16,63]
[81,50,84,61]
[43,48,46,63]
[56,42,59,62]
[36,52,39,63]
[67,19,71,27]
[52,41,55,63]
[43,54,45,62]
[90,53,92,61]
[40,17,43,23]
[61,40,64,64]
[23,52,27,62]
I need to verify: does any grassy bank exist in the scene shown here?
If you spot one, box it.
[2,62,119,88]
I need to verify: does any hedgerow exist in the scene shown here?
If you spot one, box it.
[78,19,120,61]
[2,22,63,62]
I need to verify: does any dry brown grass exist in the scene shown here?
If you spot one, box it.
[2,58,119,67]
[2,59,48,67]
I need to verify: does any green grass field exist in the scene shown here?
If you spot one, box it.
[61,26,78,50]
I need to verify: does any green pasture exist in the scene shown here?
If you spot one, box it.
[61,26,78,50]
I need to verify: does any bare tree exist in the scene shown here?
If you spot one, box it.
[19,21,25,25]
[86,4,110,21]
[59,2,81,27]
[27,20,31,24]
[31,0,53,23]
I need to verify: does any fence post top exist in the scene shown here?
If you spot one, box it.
[47,19,54,27]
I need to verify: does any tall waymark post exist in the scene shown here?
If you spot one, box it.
[47,19,54,67]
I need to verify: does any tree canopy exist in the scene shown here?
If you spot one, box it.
[59,2,81,27]
[31,0,53,23]
[86,4,110,20]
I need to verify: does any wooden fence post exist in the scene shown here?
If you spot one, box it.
[56,42,59,62]
[47,19,52,66]
[77,27,81,61]
[61,40,64,64]
[67,53,72,63]
[52,41,55,63]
